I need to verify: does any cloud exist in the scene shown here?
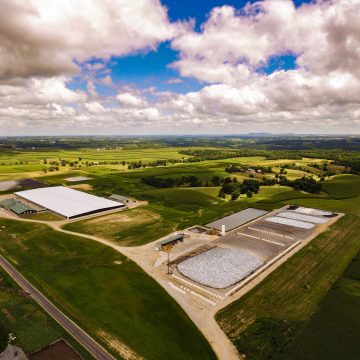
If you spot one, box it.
[0,0,177,79]
[116,92,148,107]
[166,78,183,84]
[1,0,360,135]
[171,0,360,84]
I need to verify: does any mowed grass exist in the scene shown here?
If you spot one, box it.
[216,174,360,360]
[141,188,219,207]
[0,218,216,360]
[283,251,360,360]
[64,207,176,246]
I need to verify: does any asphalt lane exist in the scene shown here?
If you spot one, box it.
[0,255,116,360]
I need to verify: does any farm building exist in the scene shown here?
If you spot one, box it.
[109,194,132,205]
[156,234,185,250]
[15,186,123,219]
[0,199,36,216]
[206,208,268,232]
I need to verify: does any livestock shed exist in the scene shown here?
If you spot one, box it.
[206,208,268,232]
[15,186,123,219]
[0,199,36,216]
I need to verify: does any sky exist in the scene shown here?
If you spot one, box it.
[0,0,360,136]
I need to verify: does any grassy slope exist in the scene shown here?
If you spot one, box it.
[322,174,360,199]
[283,251,360,360]
[0,218,216,360]
[216,174,360,360]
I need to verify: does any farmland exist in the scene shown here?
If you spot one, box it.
[0,267,92,358]
[0,139,359,360]
[283,250,360,360]
[216,174,360,360]
[0,218,216,360]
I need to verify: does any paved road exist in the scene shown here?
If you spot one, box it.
[0,255,116,360]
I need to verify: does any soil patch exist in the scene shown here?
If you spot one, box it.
[29,340,81,360]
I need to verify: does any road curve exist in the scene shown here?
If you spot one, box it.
[0,255,116,360]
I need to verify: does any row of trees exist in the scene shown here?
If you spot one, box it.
[218,175,322,200]
[218,179,260,200]
[141,175,229,188]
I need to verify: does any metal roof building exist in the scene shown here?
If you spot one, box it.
[15,186,123,219]
[0,198,17,209]
[156,234,185,250]
[0,199,36,216]
[109,194,131,204]
[206,208,268,232]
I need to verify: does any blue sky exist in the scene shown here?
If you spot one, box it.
[3,0,357,135]
[70,0,311,97]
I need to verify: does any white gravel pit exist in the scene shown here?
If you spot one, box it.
[265,216,315,229]
[177,247,264,289]
[278,212,328,224]
[293,206,333,216]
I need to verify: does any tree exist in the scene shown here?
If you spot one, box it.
[231,191,240,200]
[246,190,253,198]
[211,176,222,186]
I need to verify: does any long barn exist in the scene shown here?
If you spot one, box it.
[15,186,124,219]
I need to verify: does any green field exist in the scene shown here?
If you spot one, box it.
[322,174,360,199]
[1,144,359,359]
[24,211,63,221]
[216,174,360,360]
[283,251,360,360]
[0,268,91,358]
[0,218,216,360]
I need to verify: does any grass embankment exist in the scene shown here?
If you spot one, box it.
[0,268,91,358]
[24,212,63,221]
[283,251,360,360]
[0,218,216,360]
[216,174,360,360]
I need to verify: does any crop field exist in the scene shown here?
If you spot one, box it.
[0,268,91,358]
[0,147,189,165]
[1,144,359,359]
[322,174,360,199]
[283,250,360,360]
[216,174,360,360]
[0,218,216,360]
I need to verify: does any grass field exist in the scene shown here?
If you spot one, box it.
[322,174,360,199]
[63,199,248,246]
[24,212,63,221]
[0,218,216,360]
[1,146,358,359]
[64,206,177,246]
[216,174,360,360]
[282,251,360,360]
[0,268,91,358]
